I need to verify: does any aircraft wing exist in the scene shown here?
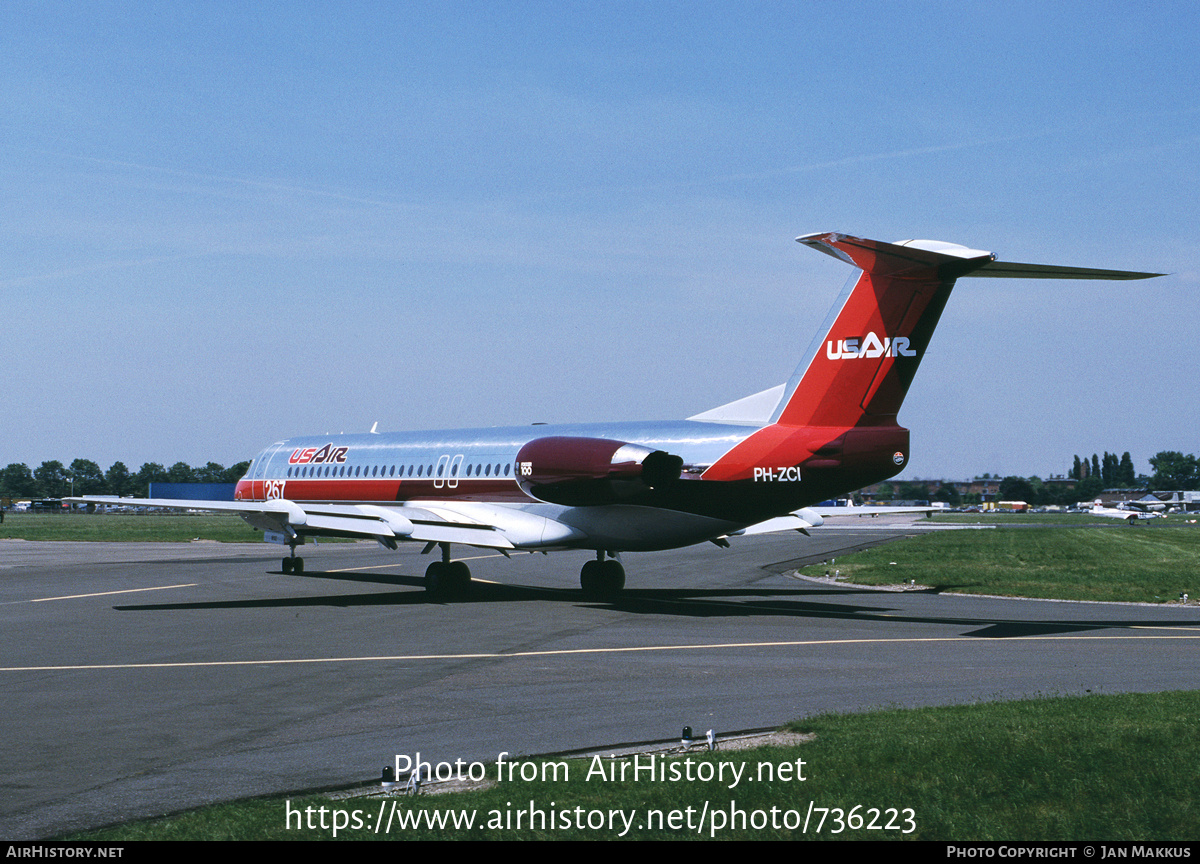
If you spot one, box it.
[731,508,825,536]
[731,502,938,539]
[67,496,584,551]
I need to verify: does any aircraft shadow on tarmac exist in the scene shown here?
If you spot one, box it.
[111,567,1200,639]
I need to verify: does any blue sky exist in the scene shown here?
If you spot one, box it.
[2,1,1197,480]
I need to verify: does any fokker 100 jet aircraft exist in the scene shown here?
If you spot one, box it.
[73,232,1159,598]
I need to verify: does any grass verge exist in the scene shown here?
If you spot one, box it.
[0,511,261,542]
[802,521,1200,603]
[65,691,1199,840]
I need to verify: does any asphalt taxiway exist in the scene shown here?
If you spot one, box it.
[2,520,1198,838]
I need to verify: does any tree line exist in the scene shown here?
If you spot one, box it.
[993,449,1199,505]
[0,459,251,500]
[875,449,1199,507]
[1071,452,1136,487]
[1070,450,1200,494]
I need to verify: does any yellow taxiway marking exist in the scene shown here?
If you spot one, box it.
[324,563,410,573]
[3,632,1197,673]
[28,584,197,603]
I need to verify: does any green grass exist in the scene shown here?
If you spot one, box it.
[66,691,1200,840]
[804,521,1200,603]
[930,511,1117,525]
[0,511,261,542]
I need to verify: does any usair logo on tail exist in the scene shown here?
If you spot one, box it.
[826,332,916,360]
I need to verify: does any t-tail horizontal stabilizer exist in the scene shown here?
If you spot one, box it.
[966,261,1163,280]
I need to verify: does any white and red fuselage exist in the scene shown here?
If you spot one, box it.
[234,416,909,552]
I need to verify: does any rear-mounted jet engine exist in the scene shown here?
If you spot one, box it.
[515,436,683,506]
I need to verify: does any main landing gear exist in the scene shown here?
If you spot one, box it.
[424,543,472,598]
[580,552,625,600]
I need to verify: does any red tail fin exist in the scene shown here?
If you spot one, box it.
[771,233,993,428]
[701,232,1158,489]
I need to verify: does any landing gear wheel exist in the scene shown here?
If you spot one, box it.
[446,560,472,594]
[282,558,293,574]
[425,561,446,595]
[293,557,304,574]
[425,560,471,598]
[580,559,625,600]
[580,559,601,596]
[599,559,625,594]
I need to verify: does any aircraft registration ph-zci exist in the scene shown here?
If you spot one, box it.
[74,232,1160,598]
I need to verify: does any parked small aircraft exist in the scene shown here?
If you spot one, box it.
[1119,493,1181,513]
[1088,502,1162,522]
[74,232,1159,597]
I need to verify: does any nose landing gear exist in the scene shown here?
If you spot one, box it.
[282,540,304,574]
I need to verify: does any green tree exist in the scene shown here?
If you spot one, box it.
[1101,452,1117,485]
[195,462,227,483]
[933,483,961,506]
[34,460,68,497]
[0,463,38,498]
[896,481,931,501]
[1148,451,1199,491]
[105,462,132,497]
[69,459,107,495]
[998,476,1035,503]
[1027,476,1050,506]
[1076,474,1103,501]
[223,461,251,483]
[1118,452,1136,486]
[134,463,169,497]
[167,462,196,484]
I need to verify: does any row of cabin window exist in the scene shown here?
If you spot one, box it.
[287,462,514,479]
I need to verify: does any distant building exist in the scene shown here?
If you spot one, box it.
[859,476,1001,503]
